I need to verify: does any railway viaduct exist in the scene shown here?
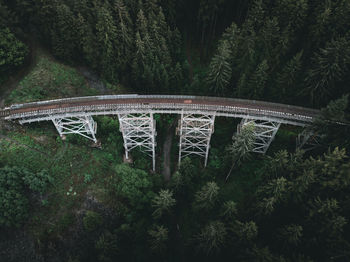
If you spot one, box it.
[0,95,321,171]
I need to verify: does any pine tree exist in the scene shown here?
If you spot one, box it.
[194,181,219,210]
[275,0,308,30]
[148,225,168,253]
[278,224,303,246]
[113,0,134,72]
[221,200,237,219]
[311,95,350,148]
[75,13,97,66]
[144,0,159,21]
[232,221,258,242]
[276,51,303,100]
[50,3,77,61]
[170,63,184,92]
[246,59,269,99]
[152,189,176,219]
[95,4,118,81]
[306,37,350,105]
[207,40,232,95]
[225,122,255,181]
[195,221,227,255]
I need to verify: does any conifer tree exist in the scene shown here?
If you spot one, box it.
[96,4,118,81]
[195,221,227,255]
[278,224,303,246]
[225,122,255,181]
[148,225,168,253]
[51,3,77,61]
[246,59,269,99]
[152,189,176,219]
[113,0,134,72]
[207,40,232,95]
[194,181,219,210]
[306,37,350,105]
[276,51,303,100]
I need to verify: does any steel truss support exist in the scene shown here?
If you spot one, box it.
[118,113,156,171]
[296,130,321,152]
[52,115,97,142]
[238,118,281,154]
[177,112,215,167]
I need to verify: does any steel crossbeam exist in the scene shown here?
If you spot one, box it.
[296,130,321,151]
[118,113,156,171]
[238,118,280,154]
[178,112,215,166]
[51,116,97,142]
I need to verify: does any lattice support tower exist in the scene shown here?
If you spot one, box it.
[238,118,281,154]
[52,115,97,143]
[118,113,156,171]
[296,130,322,152]
[177,112,215,167]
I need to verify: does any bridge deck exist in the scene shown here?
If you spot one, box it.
[1,95,320,126]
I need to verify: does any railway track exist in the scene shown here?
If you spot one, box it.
[1,95,320,126]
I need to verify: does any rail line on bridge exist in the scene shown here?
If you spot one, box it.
[0,95,321,171]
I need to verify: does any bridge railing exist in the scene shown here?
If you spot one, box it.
[7,94,319,115]
[6,101,315,126]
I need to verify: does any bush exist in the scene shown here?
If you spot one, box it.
[110,164,155,209]
[83,211,103,232]
[22,169,53,193]
[0,166,30,227]
[0,27,28,75]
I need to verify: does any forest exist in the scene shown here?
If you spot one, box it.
[0,0,350,261]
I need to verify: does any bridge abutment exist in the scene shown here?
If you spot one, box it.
[177,112,215,167]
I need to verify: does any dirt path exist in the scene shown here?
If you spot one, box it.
[0,38,38,107]
[162,118,178,181]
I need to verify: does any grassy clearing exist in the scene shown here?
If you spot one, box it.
[5,49,98,104]
[0,125,117,239]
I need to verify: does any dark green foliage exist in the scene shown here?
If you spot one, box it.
[225,122,255,181]
[2,1,350,261]
[110,164,154,209]
[255,148,350,260]
[0,166,29,227]
[311,95,350,149]
[221,200,237,219]
[194,181,219,210]
[151,189,176,218]
[207,40,232,94]
[148,225,168,253]
[208,0,350,106]
[306,37,350,105]
[95,230,119,262]
[232,220,258,242]
[0,27,28,76]
[195,221,227,255]
[83,211,103,232]
[22,169,53,193]
[0,166,52,227]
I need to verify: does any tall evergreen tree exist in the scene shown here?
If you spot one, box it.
[207,40,232,95]
[306,37,350,105]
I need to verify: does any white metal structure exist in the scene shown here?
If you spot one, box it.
[2,95,322,170]
[4,95,319,127]
[52,116,97,143]
[118,113,156,171]
[296,130,321,151]
[177,112,215,166]
[238,118,281,154]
